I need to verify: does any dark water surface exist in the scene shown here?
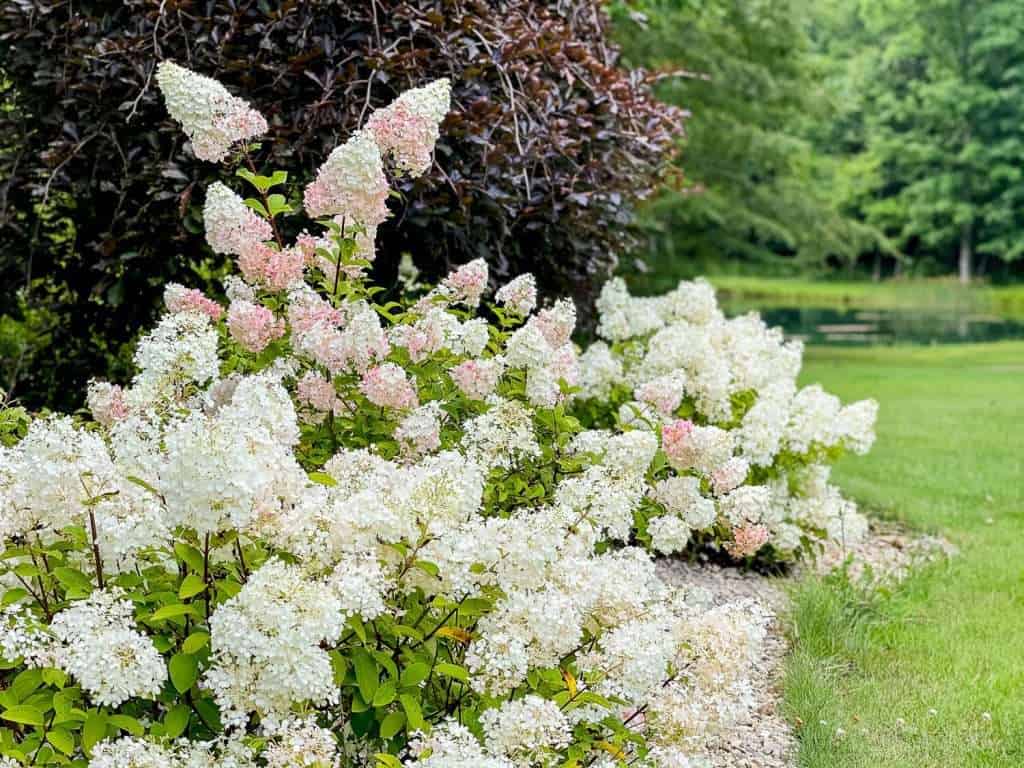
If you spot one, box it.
[721,304,1024,346]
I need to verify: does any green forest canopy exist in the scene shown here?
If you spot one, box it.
[615,0,1024,285]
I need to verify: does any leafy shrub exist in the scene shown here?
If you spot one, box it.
[576,277,878,562]
[0,61,767,768]
[0,58,879,766]
[0,0,682,411]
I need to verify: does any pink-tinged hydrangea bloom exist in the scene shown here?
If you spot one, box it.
[304,131,390,228]
[397,323,446,364]
[365,79,451,177]
[237,243,306,291]
[495,273,538,316]
[86,381,129,427]
[533,299,576,349]
[293,304,390,376]
[525,345,579,408]
[390,308,459,363]
[550,344,581,390]
[296,371,340,423]
[203,182,273,257]
[292,324,347,375]
[442,259,489,308]
[359,363,418,410]
[227,300,285,353]
[295,231,329,266]
[450,358,504,400]
[635,370,686,418]
[164,283,223,321]
[663,423,735,476]
[661,419,695,468]
[725,523,769,558]
[711,457,750,496]
[155,61,267,162]
[286,285,345,338]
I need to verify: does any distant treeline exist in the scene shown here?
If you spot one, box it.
[614,0,1024,284]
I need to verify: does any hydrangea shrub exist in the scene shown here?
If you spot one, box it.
[575,278,879,561]
[0,63,872,767]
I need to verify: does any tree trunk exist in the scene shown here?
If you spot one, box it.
[976,250,989,278]
[871,252,882,282]
[958,223,972,285]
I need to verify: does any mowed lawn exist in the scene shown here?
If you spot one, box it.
[784,342,1024,767]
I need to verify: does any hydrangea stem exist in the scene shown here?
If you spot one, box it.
[88,509,105,590]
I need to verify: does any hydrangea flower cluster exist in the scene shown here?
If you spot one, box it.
[0,63,874,767]
[579,277,878,559]
[156,61,267,162]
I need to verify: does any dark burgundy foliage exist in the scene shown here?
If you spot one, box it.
[0,0,682,408]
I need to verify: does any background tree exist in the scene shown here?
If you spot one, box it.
[808,0,1024,282]
[613,0,881,292]
[0,0,681,410]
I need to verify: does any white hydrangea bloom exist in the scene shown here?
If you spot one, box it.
[0,605,59,668]
[462,397,541,470]
[836,399,879,455]
[158,405,305,536]
[262,717,339,768]
[89,737,176,768]
[650,476,717,529]
[129,311,220,410]
[579,608,679,702]
[481,695,571,765]
[50,591,166,707]
[555,465,646,541]
[657,277,720,326]
[468,587,583,696]
[495,273,537,315]
[504,323,553,370]
[784,384,843,454]
[0,415,116,536]
[577,341,624,400]
[156,61,267,162]
[648,514,692,555]
[327,554,389,623]
[737,382,795,466]
[717,484,774,526]
[405,721,514,768]
[205,559,343,729]
[595,278,665,341]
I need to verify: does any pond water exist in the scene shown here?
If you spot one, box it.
[719,304,1024,346]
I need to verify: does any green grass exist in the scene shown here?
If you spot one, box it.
[705,275,1024,318]
[784,341,1024,767]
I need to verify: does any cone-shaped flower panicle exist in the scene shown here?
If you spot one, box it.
[303,130,390,227]
[366,78,452,177]
[203,182,274,258]
[156,61,267,162]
